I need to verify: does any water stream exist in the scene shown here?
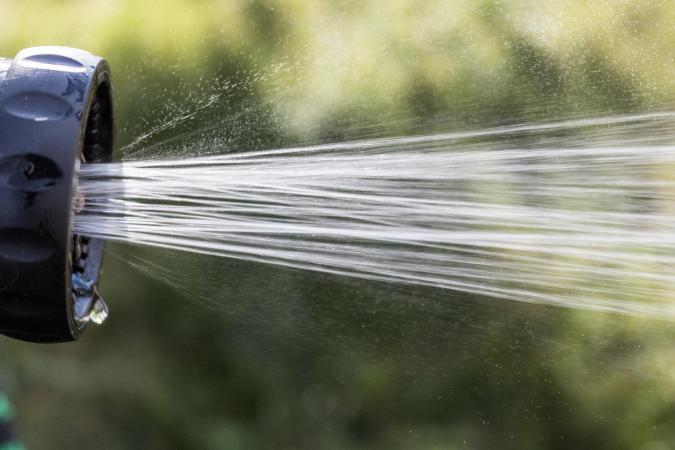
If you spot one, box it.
[75,112,675,317]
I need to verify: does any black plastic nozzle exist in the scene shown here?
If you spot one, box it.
[0,47,113,343]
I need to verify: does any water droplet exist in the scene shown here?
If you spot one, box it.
[88,291,108,325]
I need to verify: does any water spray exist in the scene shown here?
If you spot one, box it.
[3,46,672,345]
[0,47,113,342]
[77,114,675,319]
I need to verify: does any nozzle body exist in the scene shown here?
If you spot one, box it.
[0,47,113,342]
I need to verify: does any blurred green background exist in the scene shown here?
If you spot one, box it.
[3,0,675,449]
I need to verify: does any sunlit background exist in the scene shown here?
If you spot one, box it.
[2,1,675,449]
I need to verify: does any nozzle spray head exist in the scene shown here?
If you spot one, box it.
[0,47,113,342]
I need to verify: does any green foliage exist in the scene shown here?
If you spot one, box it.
[1,1,675,449]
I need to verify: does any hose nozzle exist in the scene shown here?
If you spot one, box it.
[0,47,114,342]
